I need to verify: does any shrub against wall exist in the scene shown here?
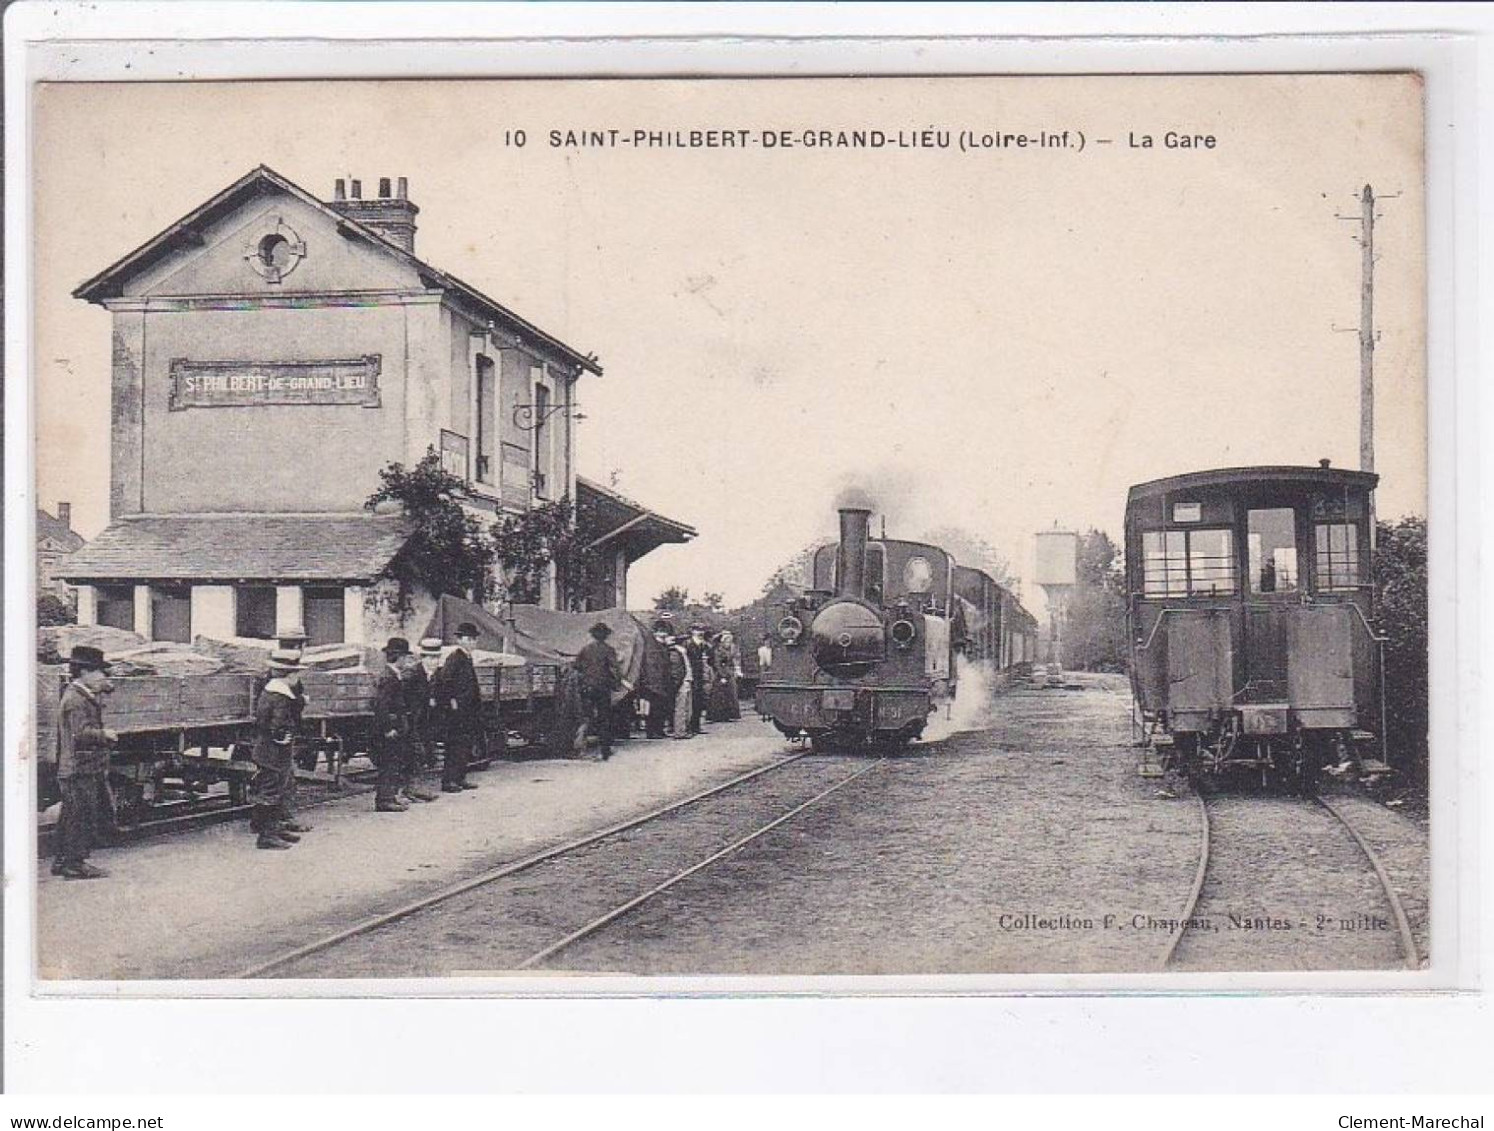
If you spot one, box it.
[1374,516,1428,786]
[365,448,496,615]
[37,593,78,627]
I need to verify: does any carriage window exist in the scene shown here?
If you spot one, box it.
[1315,523,1362,590]
[1142,529,1236,596]
[1142,531,1187,596]
[1247,508,1299,594]
[1187,528,1236,594]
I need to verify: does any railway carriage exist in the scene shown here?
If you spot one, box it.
[1125,464,1384,786]
[36,657,559,829]
[755,504,1036,750]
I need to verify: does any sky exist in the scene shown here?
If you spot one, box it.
[33,76,1426,612]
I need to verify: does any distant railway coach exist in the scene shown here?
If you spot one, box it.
[1124,464,1384,786]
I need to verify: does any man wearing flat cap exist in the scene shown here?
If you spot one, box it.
[372,638,414,812]
[434,622,482,792]
[251,650,305,849]
[575,621,624,760]
[53,646,118,878]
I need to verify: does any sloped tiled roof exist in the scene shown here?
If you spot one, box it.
[73,164,601,377]
[61,514,412,583]
[36,509,85,552]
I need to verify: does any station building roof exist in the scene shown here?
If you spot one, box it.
[60,513,413,585]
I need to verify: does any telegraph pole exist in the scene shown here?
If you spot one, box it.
[1359,184,1375,475]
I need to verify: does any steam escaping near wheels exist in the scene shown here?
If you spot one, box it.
[921,655,998,743]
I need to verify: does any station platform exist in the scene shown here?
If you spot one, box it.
[35,716,791,981]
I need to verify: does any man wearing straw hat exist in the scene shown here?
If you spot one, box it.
[250,650,305,850]
[53,645,119,879]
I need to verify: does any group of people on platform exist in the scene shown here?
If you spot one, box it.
[47,614,769,872]
[248,622,488,850]
[639,618,746,741]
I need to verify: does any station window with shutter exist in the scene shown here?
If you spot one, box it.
[96,585,135,631]
[235,585,278,639]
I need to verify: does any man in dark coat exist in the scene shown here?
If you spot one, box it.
[415,637,445,769]
[434,622,482,792]
[575,622,624,759]
[53,646,118,878]
[683,624,715,735]
[397,645,439,804]
[371,637,412,812]
[251,650,305,848]
[641,624,673,739]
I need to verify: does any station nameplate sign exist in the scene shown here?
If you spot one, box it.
[168,356,382,410]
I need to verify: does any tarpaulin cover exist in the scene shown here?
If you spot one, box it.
[424,595,672,699]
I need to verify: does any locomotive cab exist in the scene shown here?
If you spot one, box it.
[1125,465,1382,785]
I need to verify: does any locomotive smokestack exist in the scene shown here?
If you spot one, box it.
[837,507,872,599]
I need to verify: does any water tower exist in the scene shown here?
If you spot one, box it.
[1033,527,1079,667]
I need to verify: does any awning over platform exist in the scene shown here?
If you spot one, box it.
[577,477,696,565]
[61,513,412,584]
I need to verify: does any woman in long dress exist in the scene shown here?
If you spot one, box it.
[707,631,743,722]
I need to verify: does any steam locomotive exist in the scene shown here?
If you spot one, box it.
[756,504,1036,750]
[1125,464,1385,786]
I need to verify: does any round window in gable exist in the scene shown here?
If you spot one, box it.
[258,233,292,271]
[244,220,306,283]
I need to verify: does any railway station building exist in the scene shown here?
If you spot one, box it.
[62,165,692,646]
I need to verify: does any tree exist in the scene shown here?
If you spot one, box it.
[702,591,725,612]
[492,493,605,607]
[760,542,825,596]
[1076,529,1123,591]
[919,526,1016,589]
[652,585,691,612]
[1060,528,1127,671]
[365,448,496,615]
[37,593,77,627]
[1374,516,1428,787]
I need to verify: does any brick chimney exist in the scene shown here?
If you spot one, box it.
[57,502,71,529]
[329,175,419,253]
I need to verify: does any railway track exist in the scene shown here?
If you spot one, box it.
[241,752,885,979]
[1163,786,1420,971]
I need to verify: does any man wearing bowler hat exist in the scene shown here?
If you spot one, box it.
[372,638,414,812]
[575,621,624,759]
[434,622,482,792]
[53,646,118,878]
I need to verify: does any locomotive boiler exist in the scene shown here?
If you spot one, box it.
[756,504,1035,750]
[1125,464,1385,786]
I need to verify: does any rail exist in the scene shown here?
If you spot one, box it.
[514,758,886,970]
[238,752,814,978]
[1313,793,1420,970]
[1160,790,1210,968]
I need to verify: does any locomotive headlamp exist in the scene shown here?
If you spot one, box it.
[891,619,917,648]
[778,615,805,645]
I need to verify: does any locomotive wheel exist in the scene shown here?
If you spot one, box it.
[809,733,840,754]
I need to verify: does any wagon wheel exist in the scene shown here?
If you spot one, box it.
[103,777,145,839]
